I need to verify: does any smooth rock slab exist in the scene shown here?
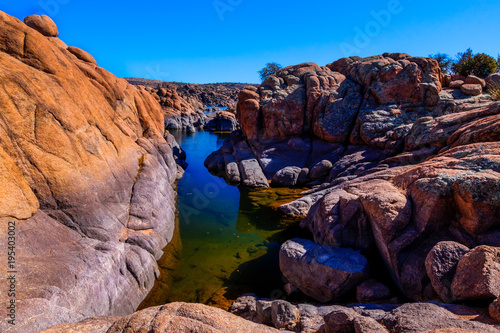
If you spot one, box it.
[40,317,119,333]
[239,159,269,187]
[279,238,369,302]
[107,302,280,333]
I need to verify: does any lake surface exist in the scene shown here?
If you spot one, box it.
[139,130,306,310]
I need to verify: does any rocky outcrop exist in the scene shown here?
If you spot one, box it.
[205,52,500,318]
[0,11,180,333]
[126,78,258,108]
[229,295,500,332]
[141,86,207,131]
[204,111,239,131]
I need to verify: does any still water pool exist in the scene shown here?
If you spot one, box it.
[139,130,307,310]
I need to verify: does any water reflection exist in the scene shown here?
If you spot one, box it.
[139,130,308,310]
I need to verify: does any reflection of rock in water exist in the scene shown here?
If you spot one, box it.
[137,216,182,310]
[236,187,306,235]
[217,132,232,146]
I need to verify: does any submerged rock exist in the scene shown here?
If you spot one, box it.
[279,238,369,302]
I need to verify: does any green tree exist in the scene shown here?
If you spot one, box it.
[258,62,282,82]
[451,48,473,75]
[451,48,498,77]
[497,54,500,73]
[429,53,453,74]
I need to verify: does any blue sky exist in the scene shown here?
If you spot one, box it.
[2,0,499,83]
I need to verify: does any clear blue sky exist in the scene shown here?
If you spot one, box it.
[2,0,499,83]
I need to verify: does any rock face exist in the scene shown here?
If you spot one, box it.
[279,238,369,302]
[206,49,500,308]
[67,46,97,65]
[142,86,207,130]
[0,11,179,333]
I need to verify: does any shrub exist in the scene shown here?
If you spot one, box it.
[488,82,500,101]
[258,62,282,82]
[429,53,453,74]
[452,49,498,78]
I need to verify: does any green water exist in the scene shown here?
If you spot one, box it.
[139,130,306,310]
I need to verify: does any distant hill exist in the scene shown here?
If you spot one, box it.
[125,78,258,108]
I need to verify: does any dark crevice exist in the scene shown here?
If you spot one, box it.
[22,32,27,57]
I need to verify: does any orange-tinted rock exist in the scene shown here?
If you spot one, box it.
[106,303,279,333]
[450,80,465,89]
[465,75,486,88]
[490,298,500,322]
[329,55,442,105]
[67,46,97,65]
[0,10,178,332]
[461,83,483,96]
[452,246,500,302]
[24,14,59,37]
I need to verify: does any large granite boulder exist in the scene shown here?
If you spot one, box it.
[0,11,178,333]
[452,246,500,302]
[24,14,59,37]
[279,238,369,302]
[425,241,470,302]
